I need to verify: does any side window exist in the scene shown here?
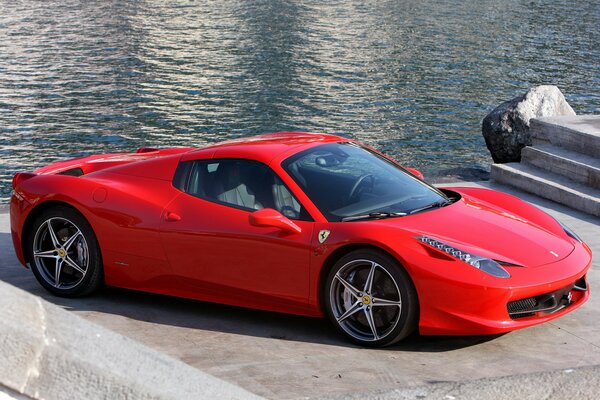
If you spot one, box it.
[174,159,310,220]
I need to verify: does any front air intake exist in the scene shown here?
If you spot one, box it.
[507,276,587,319]
[507,297,537,315]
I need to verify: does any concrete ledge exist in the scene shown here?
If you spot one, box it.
[0,383,31,400]
[0,280,261,400]
[491,162,600,216]
[522,144,600,189]
[531,115,600,158]
[321,364,600,399]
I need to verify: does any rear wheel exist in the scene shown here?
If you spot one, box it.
[324,249,418,347]
[27,206,103,297]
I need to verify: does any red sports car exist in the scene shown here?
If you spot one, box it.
[10,132,591,347]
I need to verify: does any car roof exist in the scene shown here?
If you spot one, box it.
[181,131,351,164]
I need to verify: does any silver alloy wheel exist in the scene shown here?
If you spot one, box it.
[330,259,402,342]
[32,217,89,290]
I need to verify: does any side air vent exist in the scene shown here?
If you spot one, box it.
[137,147,159,153]
[58,168,84,177]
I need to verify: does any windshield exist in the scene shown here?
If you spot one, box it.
[282,142,448,222]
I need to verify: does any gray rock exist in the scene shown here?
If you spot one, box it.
[482,85,575,163]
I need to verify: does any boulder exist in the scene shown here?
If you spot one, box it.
[482,86,576,163]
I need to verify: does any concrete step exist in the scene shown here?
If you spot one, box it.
[521,144,600,189]
[491,162,600,217]
[531,115,600,158]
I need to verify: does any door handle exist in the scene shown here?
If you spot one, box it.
[165,211,181,222]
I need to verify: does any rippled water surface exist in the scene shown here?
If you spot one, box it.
[1,0,599,203]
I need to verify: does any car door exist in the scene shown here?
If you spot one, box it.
[159,158,314,309]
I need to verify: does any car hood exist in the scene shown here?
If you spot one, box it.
[379,192,574,267]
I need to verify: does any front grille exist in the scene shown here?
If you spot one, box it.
[507,275,588,319]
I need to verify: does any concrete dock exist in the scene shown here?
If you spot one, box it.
[1,180,599,399]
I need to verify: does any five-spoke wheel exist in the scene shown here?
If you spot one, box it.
[325,249,417,347]
[28,206,103,297]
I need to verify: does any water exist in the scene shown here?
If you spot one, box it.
[1,0,599,204]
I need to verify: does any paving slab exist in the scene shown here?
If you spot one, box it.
[323,364,600,400]
[1,180,599,399]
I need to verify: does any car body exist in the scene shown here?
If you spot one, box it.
[10,132,592,346]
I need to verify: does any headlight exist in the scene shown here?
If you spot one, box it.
[558,221,583,243]
[416,236,511,278]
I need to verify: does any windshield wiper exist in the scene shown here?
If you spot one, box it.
[341,211,407,222]
[409,199,452,215]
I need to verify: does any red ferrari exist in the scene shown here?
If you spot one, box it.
[10,132,591,347]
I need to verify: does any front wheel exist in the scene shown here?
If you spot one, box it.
[27,206,103,297]
[324,249,418,347]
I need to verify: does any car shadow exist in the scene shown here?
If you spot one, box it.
[1,232,500,352]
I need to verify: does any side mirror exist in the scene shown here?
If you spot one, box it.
[406,167,424,180]
[249,208,302,234]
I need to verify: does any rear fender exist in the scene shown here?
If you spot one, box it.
[12,173,178,285]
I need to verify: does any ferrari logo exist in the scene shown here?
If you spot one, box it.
[318,230,330,244]
[362,295,371,305]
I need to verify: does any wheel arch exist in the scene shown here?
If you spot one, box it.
[318,243,420,314]
[21,200,88,264]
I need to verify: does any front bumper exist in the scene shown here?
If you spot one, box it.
[412,241,592,336]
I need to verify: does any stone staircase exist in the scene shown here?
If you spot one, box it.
[491,115,600,217]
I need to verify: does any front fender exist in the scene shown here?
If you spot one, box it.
[448,186,566,238]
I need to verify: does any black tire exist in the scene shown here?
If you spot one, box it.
[324,249,418,347]
[26,206,103,297]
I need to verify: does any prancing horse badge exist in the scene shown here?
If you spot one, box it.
[318,230,331,244]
